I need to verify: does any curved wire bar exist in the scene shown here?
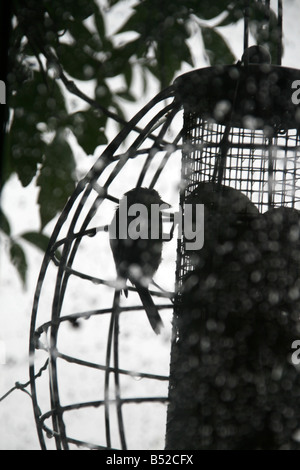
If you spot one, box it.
[40,396,169,450]
[48,98,179,448]
[29,83,180,450]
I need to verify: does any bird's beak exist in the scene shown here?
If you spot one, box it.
[160,200,172,210]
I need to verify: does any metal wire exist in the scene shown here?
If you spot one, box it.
[29,2,300,446]
[29,85,178,450]
[176,110,300,284]
[242,0,283,65]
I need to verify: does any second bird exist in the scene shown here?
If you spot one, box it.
[109,187,170,334]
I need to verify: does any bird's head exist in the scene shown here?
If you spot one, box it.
[123,187,171,210]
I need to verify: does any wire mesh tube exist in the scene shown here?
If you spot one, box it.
[166,64,300,449]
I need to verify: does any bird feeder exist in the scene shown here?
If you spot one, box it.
[30,0,300,450]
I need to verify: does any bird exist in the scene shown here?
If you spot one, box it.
[176,193,300,449]
[178,182,262,356]
[180,199,300,370]
[183,181,260,271]
[109,187,170,334]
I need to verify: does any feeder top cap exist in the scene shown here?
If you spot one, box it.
[241,46,272,65]
[173,64,300,131]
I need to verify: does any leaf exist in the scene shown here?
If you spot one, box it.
[10,71,67,128]
[9,241,28,288]
[67,0,96,20]
[106,0,119,6]
[102,40,144,79]
[45,0,95,22]
[20,231,51,253]
[94,7,106,40]
[21,231,62,261]
[193,0,233,20]
[116,2,193,88]
[117,1,188,38]
[116,90,136,102]
[37,133,77,229]
[1,130,13,186]
[124,63,133,91]
[7,72,54,188]
[57,42,100,81]
[9,115,46,187]
[147,24,192,87]
[69,110,108,155]
[0,209,11,236]
[202,26,236,65]
[66,18,102,52]
[216,5,244,27]
[110,97,127,122]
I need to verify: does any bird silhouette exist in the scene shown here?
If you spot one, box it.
[109,187,170,334]
[183,181,260,272]
[176,193,300,449]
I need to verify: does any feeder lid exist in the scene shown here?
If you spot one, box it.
[173,65,300,131]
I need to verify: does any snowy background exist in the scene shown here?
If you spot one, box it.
[1,0,300,450]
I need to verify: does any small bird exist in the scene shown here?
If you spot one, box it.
[176,197,300,450]
[183,182,260,270]
[109,187,170,334]
[178,182,261,348]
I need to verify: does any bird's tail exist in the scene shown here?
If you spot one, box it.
[135,283,163,334]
